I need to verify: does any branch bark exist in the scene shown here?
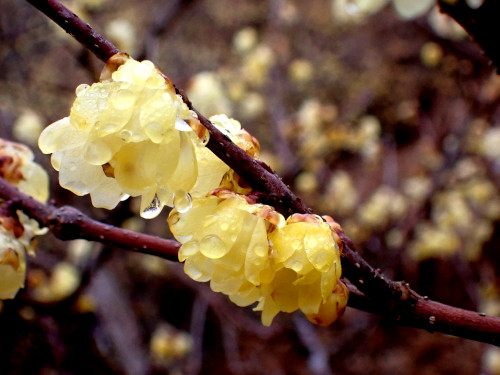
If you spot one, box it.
[0,177,179,261]
[20,0,500,345]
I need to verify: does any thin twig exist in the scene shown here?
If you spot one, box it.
[0,177,180,261]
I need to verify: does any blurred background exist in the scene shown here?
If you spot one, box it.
[1,0,500,373]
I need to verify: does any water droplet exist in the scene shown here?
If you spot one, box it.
[174,190,192,213]
[175,119,192,132]
[120,194,130,201]
[179,240,199,262]
[98,122,122,137]
[290,260,303,272]
[110,89,135,110]
[120,129,133,142]
[428,315,436,324]
[132,62,152,83]
[292,239,302,250]
[220,221,229,231]
[144,122,165,143]
[313,253,330,270]
[199,235,228,259]
[75,84,90,96]
[199,128,210,146]
[141,194,162,219]
[84,140,112,165]
[254,245,267,257]
[305,237,317,248]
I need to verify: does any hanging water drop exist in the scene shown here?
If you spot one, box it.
[174,190,192,213]
[120,129,133,142]
[75,84,90,96]
[199,235,228,259]
[200,128,210,146]
[141,194,162,219]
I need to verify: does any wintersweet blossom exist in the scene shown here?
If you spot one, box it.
[0,139,49,299]
[168,192,348,326]
[38,55,213,217]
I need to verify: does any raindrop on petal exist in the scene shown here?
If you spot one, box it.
[199,235,228,259]
[141,194,162,219]
[174,190,192,213]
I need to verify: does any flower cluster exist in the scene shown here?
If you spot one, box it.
[38,54,348,326]
[168,191,348,326]
[0,139,49,299]
[0,213,47,299]
[39,54,230,217]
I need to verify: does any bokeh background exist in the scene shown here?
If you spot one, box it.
[1,0,500,374]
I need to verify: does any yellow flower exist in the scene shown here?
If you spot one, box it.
[168,193,348,326]
[0,138,49,203]
[0,229,26,299]
[0,212,47,299]
[39,55,226,217]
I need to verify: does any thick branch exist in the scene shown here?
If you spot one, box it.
[439,0,500,72]
[2,175,500,345]
[0,178,179,261]
[347,285,500,346]
[22,0,500,345]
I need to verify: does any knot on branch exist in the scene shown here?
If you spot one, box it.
[47,205,85,240]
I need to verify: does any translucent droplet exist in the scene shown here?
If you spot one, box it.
[313,253,330,271]
[220,222,229,231]
[132,62,152,83]
[141,194,162,219]
[84,140,112,165]
[292,239,302,250]
[304,237,317,248]
[254,245,267,257]
[290,260,303,272]
[175,119,192,132]
[314,214,323,223]
[173,190,192,213]
[199,235,228,259]
[179,240,199,262]
[144,122,165,143]
[110,89,135,110]
[199,128,210,146]
[120,129,133,142]
[75,84,90,96]
[120,194,130,202]
[98,122,122,137]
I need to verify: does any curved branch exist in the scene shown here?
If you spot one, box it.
[21,0,500,345]
[2,175,500,344]
[0,177,179,261]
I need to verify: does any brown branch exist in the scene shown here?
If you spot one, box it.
[0,177,180,261]
[2,174,500,344]
[438,0,500,72]
[21,0,500,345]
[346,285,500,346]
